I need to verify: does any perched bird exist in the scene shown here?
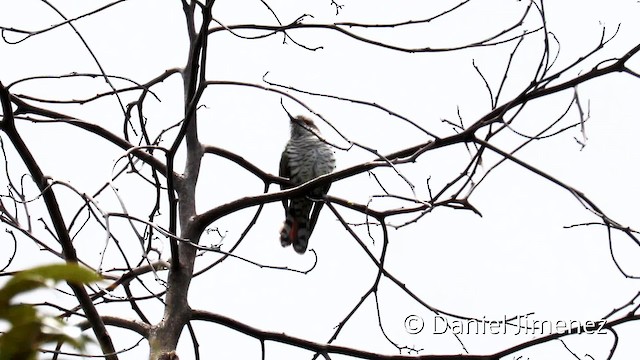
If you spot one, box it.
[279,115,336,253]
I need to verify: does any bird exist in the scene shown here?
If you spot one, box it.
[279,115,336,254]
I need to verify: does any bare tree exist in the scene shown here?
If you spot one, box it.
[1,1,639,359]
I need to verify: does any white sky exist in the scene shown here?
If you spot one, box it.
[1,0,640,359]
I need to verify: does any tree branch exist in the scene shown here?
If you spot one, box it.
[0,81,118,359]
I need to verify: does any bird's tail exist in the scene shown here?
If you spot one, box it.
[280,213,310,254]
[280,194,327,254]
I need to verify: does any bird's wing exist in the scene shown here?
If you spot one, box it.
[279,150,291,187]
[307,183,331,235]
[279,149,291,214]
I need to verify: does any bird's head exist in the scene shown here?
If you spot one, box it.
[289,115,320,138]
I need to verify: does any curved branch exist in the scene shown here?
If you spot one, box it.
[207,3,538,53]
[8,94,181,187]
[191,309,489,360]
[0,1,128,44]
[203,144,288,186]
[79,316,151,338]
[0,82,118,359]
[192,310,640,360]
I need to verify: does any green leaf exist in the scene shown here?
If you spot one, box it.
[0,263,101,360]
[0,263,100,305]
[0,303,38,324]
[0,279,46,307]
[14,263,102,284]
[40,317,93,350]
[0,322,40,360]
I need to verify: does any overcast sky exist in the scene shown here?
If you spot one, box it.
[1,0,640,359]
